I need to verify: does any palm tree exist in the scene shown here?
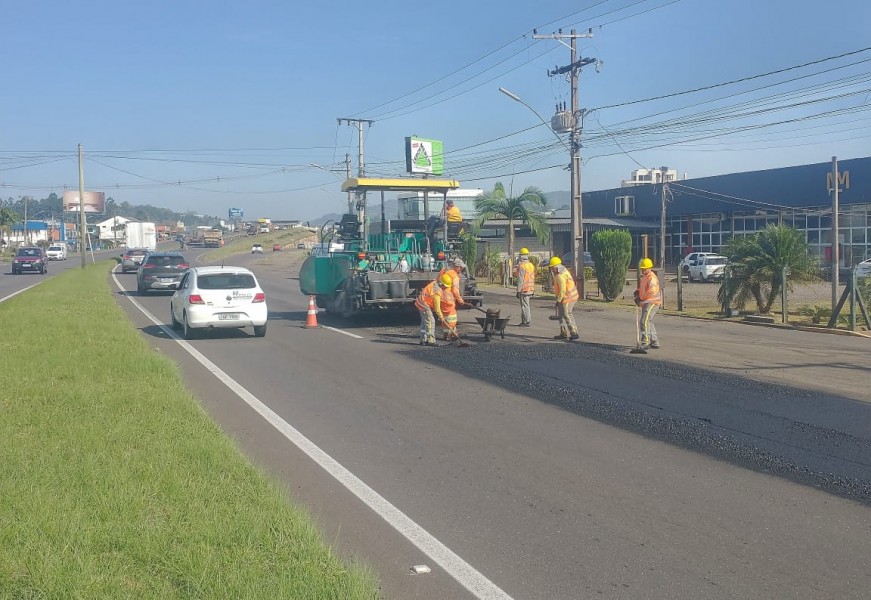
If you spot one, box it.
[474,182,549,261]
[718,224,819,314]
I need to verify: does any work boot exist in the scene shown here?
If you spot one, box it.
[569,332,580,340]
[519,322,531,327]
[554,330,569,340]
[650,341,661,349]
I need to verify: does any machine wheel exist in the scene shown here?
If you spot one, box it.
[253,323,267,338]
[183,312,196,340]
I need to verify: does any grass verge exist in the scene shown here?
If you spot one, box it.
[0,262,381,599]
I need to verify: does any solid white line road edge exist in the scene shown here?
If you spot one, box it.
[111,271,512,600]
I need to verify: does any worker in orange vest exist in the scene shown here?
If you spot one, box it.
[514,247,535,327]
[549,256,580,340]
[635,257,662,349]
[438,258,468,307]
[415,274,453,346]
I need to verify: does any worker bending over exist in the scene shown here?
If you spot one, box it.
[415,274,453,346]
[549,257,580,340]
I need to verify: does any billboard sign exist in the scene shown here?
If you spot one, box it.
[63,191,105,214]
[228,207,244,219]
[405,136,444,175]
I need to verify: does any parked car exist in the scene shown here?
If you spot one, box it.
[46,244,68,261]
[296,243,306,249]
[679,252,720,276]
[170,266,267,339]
[855,259,871,279]
[121,248,150,273]
[272,244,282,252]
[136,252,189,293]
[12,246,47,274]
[686,254,728,282]
[251,243,263,254]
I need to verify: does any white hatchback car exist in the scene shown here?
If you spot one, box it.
[170,266,268,339]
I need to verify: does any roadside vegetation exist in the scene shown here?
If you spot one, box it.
[0,262,380,598]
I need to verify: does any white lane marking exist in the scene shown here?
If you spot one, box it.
[110,271,511,600]
[320,325,364,339]
[0,282,42,303]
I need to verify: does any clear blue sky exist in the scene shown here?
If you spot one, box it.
[3,0,869,222]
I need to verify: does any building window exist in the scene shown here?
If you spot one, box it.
[615,196,634,216]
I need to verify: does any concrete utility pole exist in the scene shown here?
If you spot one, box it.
[345,153,353,214]
[660,166,669,269]
[337,118,374,242]
[534,28,596,300]
[23,196,29,245]
[78,143,87,269]
[831,156,840,308]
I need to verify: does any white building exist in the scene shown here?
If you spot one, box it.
[96,215,133,245]
[621,168,680,188]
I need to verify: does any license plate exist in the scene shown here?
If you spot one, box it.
[218,313,240,321]
[159,278,174,283]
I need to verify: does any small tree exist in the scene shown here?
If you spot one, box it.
[589,229,632,301]
[718,224,819,314]
[475,182,549,262]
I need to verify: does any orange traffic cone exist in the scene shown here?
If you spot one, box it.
[305,295,319,328]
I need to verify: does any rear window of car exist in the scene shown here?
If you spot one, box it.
[147,255,186,267]
[16,248,41,257]
[197,274,257,290]
[128,249,147,256]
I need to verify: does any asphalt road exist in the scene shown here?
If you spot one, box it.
[109,250,870,600]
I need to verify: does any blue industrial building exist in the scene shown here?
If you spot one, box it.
[545,156,870,268]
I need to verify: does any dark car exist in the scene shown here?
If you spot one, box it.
[272,244,282,252]
[12,246,48,274]
[136,252,189,293]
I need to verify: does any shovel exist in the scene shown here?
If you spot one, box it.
[630,304,648,354]
[447,324,471,348]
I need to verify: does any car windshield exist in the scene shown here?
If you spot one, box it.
[147,256,186,266]
[198,273,256,290]
[16,248,40,257]
[708,257,727,265]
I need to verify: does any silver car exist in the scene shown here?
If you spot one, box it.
[121,248,149,273]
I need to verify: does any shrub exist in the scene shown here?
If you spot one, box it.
[589,230,632,301]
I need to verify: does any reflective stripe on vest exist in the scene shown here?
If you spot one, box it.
[415,280,437,310]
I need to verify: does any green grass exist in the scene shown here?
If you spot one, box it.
[202,230,310,262]
[0,262,381,599]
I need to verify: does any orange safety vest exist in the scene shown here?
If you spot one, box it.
[438,267,464,303]
[515,260,535,294]
[638,270,662,305]
[554,270,579,304]
[415,280,438,311]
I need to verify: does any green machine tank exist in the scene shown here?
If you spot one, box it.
[299,213,482,318]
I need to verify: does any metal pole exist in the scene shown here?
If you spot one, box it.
[78,144,87,269]
[660,166,668,309]
[831,156,839,310]
[23,196,28,245]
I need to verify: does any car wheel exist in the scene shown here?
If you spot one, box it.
[253,323,267,337]
[183,312,196,340]
[170,304,181,330]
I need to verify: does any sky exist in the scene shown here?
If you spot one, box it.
[3,0,870,222]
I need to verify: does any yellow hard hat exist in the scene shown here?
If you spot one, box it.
[548,256,562,267]
[639,258,654,270]
[519,247,529,255]
[439,274,453,287]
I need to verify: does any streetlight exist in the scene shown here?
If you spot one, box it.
[499,87,584,296]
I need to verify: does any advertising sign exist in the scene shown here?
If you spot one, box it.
[63,191,106,214]
[405,136,444,175]
[228,207,244,219]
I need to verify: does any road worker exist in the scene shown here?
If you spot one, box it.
[635,257,662,349]
[444,199,463,223]
[438,258,468,309]
[415,274,453,346]
[355,251,370,271]
[549,256,580,340]
[514,248,535,327]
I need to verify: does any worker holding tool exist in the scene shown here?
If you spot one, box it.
[549,256,580,340]
[635,257,662,349]
[514,248,535,327]
[439,258,469,309]
[415,274,453,346]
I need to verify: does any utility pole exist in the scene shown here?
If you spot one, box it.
[345,153,353,214]
[78,143,87,269]
[659,166,669,269]
[23,196,29,245]
[337,117,374,243]
[534,28,597,300]
[831,156,840,309]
